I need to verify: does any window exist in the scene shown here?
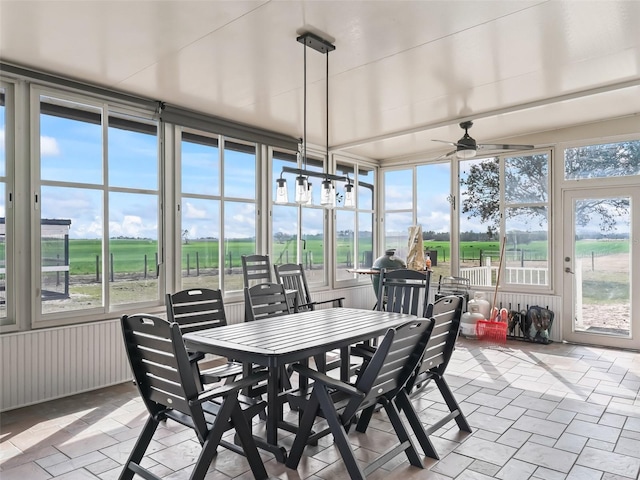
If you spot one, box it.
[272,149,328,285]
[179,131,257,293]
[565,140,640,180]
[459,153,550,288]
[417,162,452,278]
[36,92,159,320]
[383,169,413,260]
[0,85,10,326]
[335,160,375,282]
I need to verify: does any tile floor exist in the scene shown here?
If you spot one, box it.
[1,338,640,479]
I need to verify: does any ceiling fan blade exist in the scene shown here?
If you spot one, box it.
[434,149,457,160]
[477,143,534,151]
[432,139,458,147]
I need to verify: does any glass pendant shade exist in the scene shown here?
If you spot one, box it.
[295,175,308,203]
[305,182,313,205]
[320,179,333,206]
[275,178,288,203]
[344,183,355,208]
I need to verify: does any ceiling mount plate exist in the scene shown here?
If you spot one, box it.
[297,32,336,53]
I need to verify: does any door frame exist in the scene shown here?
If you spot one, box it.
[561,186,639,349]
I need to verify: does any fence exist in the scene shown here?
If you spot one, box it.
[460,265,548,287]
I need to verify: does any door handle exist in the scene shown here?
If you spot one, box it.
[564,267,574,274]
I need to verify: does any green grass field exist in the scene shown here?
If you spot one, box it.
[41,237,629,276]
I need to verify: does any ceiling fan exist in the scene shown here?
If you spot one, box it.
[433,121,535,159]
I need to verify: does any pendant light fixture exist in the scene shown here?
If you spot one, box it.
[274,32,354,208]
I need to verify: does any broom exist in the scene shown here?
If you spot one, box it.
[476,236,508,343]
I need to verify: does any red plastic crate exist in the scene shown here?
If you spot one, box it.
[475,320,508,344]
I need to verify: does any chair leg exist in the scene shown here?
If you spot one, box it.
[286,392,320,469]
[119,416,160,480]
[395,389,439,459]
[230,404,268,480]
[355,404,375,433]
[314,386,366,480]
[435,376,472,432]
[384,397,423,468]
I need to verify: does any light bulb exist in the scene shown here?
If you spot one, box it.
[275,178,288,203]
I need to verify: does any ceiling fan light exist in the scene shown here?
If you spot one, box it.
[456,149,477,159]
[275,178,288,203]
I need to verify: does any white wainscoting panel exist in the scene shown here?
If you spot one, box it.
[1,319,131,412]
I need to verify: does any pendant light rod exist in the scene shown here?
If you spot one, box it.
[281,166,346,183]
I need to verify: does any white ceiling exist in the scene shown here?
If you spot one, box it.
[1,0,639,162]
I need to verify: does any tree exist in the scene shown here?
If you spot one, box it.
[461,142,638,235]
[182,229,190,245]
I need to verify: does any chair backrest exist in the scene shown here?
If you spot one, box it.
[121,313,209,440]
[166,288,227,335]
[241,254,272,288]
[412,295,464,384]
[377,268,431,317]
[244,282,292,322]
[343,317,435,421]
[273,263,312,311]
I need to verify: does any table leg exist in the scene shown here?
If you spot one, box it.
[264,365,288,463]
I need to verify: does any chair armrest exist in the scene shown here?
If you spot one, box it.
[190,371,269,405]
[313,297,345,307]
[350,343,375,359]
[188,351,205,363]
[292,364,363,398]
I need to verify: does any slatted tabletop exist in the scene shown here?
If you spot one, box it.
[183,307,415,368]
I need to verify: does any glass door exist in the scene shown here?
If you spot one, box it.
[562,187,638,349]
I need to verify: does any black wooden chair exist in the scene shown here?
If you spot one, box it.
[273,263,344,312]
[119,313,268,480]
[285,317,435,480]
[244,282,292,321]
[244,282,293,392]
[357,294,471,460]
[241,254,272,288]
[166,288,244,384]
[377,267,431,317]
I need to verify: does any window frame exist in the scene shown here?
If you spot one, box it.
[31,86,162,328]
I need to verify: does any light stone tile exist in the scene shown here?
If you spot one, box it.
[547,408,577,425]
[497,428,531,449]
[532,466,567,480]
[467,411,513,434]
[566,419,621,444]
[576,446,640,478]
[464,391,512,410]
[586,439,615,452]
[510,395,559,413]
[467,459,501,477]
[431,452,475,477]
[613,437,640,459]
[0,462,53,480]
[512,415,567,439]
[529,434,558,447]
[514,441,578,474]
[496,458,537,479]
[599,413,627,429]
[558,398,606,417]
[454,437,517,466]
[497,405,527,421]
[555,432,588,454]
[567,465,604,480]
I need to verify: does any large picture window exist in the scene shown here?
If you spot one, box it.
[179,131,257,293]
[36,92,160,320]
[459,152,550,288]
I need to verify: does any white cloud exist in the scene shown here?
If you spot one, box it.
[183,201,208,219]
[41,136,60,156]
[0,128,4,151]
